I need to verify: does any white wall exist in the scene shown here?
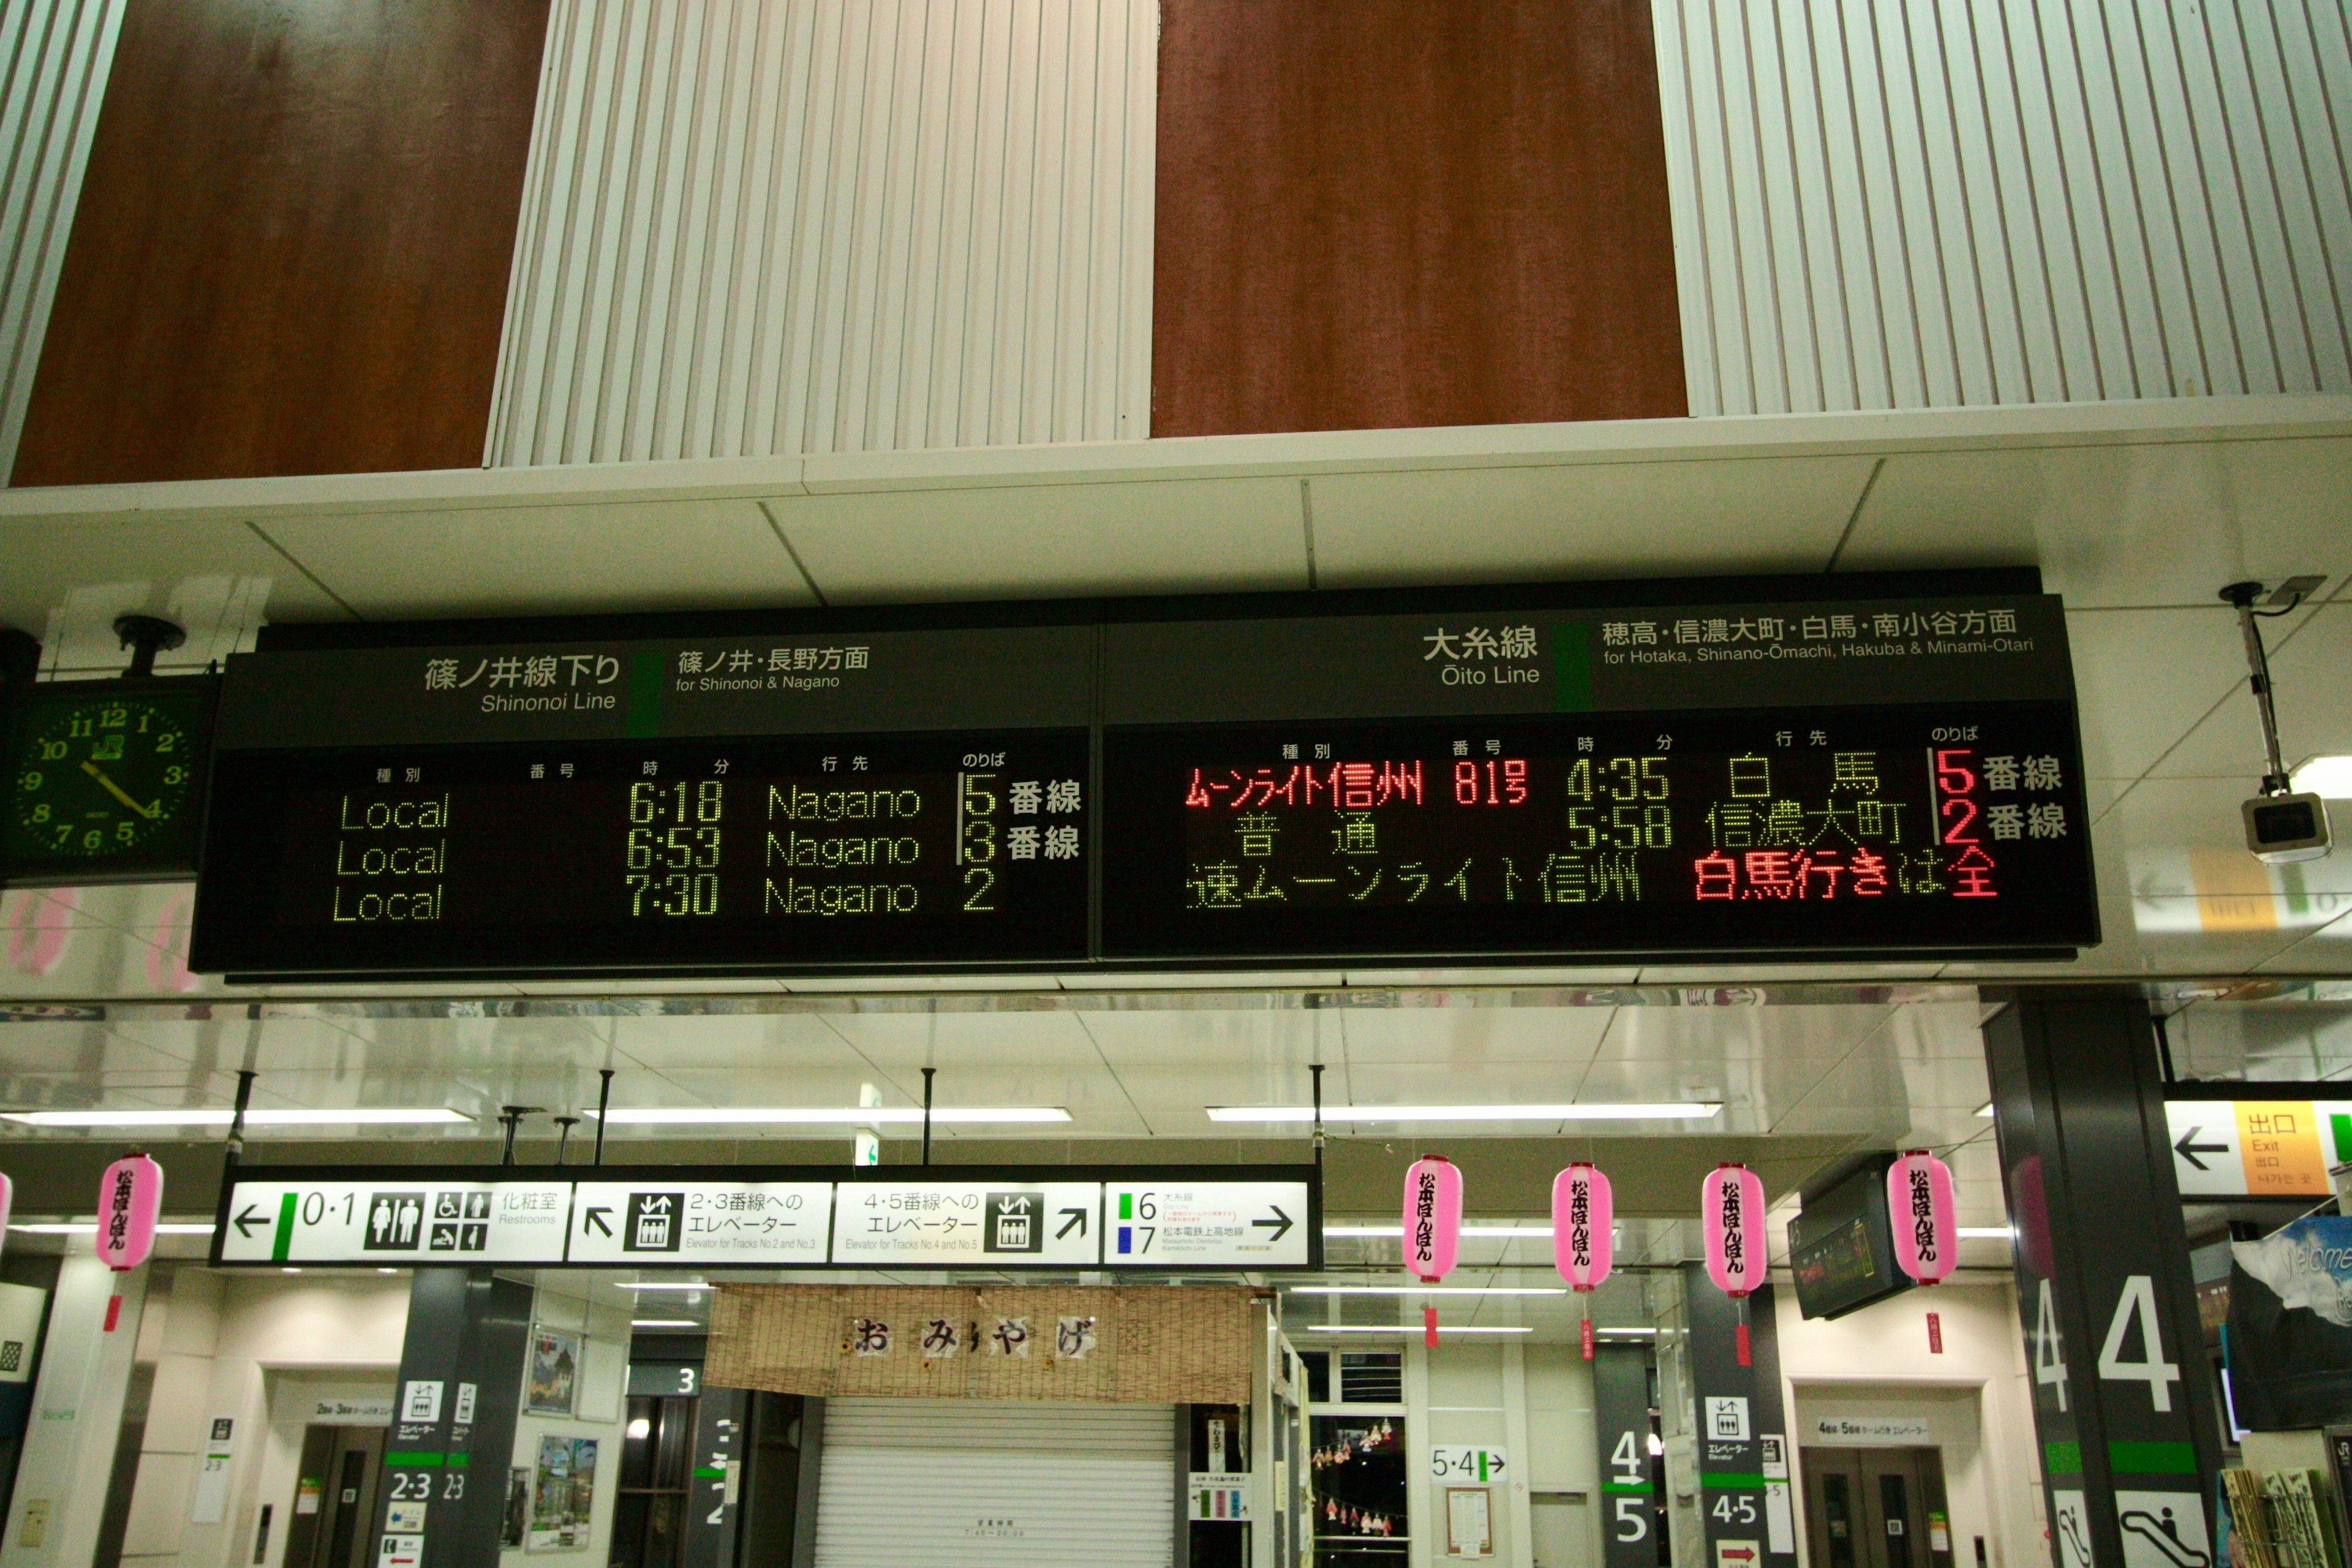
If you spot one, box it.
[497,1286,631,1568]
[1771,1281,2046,1568]
[0,0,126,483]
[1653,0,2352,416]
[1523,1348,1600,1568]
[488,0,1156,466]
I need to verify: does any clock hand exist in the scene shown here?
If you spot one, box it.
[80,760,159,820]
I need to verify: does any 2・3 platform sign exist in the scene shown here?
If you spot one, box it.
[214,1164,1321,1271]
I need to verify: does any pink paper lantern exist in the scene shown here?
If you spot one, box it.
[96,1154,164,1272]
[1403,1156,1463,1284]
[1887,1149,1959,1285]
[1553,1164,1614,1291]
[1701,1163,1766,1298]
[0,1170,12,1250]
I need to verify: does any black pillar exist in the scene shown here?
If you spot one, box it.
[1983,990,2223,1568]
[370,1270,534,1568]
[1683,1267,1798,1568]
[1594,1343,1658,1568]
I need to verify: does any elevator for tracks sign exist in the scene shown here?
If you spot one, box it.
[214,1164,1319,1270]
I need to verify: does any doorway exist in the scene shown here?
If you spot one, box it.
[282,1426,386,1568]
[1801,1448,1952,1568]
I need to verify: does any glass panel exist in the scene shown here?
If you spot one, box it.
[1880,1473,1913,1568]
[1312,1414,1407,1568]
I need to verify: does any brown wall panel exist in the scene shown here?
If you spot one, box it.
[12,0,551,487]
[1152,0,1687,438]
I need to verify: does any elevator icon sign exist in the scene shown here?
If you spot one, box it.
[625,1192,683,1252]
[986,1192,1044,1254]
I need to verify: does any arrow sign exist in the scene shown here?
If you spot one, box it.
[2173,1126,2229,1172]
[233,1204,266,1238]
[584,1207,614,1237]
[1253,1205,1294,1243]
[1056,1208,1088,1240]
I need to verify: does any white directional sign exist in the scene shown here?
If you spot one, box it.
[1103,1180,1308,1266]
[217,1180,573,1264]
[214,1168,1317,1269]
[829,1180,1103,1267]
[2165,1098,2352,1199]
[567,1181,832,1264]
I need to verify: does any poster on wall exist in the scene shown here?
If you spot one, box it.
[2226,1216,2352,1430]
[527,1436,598,1551]
[525,1327,581,1416]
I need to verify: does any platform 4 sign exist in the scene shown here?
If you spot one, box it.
[214,1164,1319,1270]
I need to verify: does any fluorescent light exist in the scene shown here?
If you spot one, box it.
[1325,1224,1555,1238]
[13,1221,216,1235]
[1958,1227,2012,1239]
[1210,1102,1720,1123]
[620,1282,711,1291]
[1594,1328,1659,1337]
[0,1108,468,1128]
[1975,1102,1995,1118]
[2292,755,2352,797]
[631,1319,701,1329]
[1290,1286,1568,1297]
[592,1106,1070,1125]
[1305,1325,1532,1335]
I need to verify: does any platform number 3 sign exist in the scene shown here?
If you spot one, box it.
[2033,1275,2181,1414]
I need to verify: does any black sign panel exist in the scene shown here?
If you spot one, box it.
[190,581,2094,976]
[1100,703,2094,960]
[191,729,1090,975]
[1593,1345,1659,1568]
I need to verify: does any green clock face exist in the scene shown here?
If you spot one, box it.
[7,692,204,869]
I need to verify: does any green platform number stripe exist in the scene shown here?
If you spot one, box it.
[2332,1112,2352,1165]
[2043,1442,2082,1476]
[693,1466,725,1479]
[1602,1480,1654,1494]
[1119,1193,1134,1220]
[1701,1472,1767,1488]
[386,1452,445,1468]
[2109,1441,2197,1475]
[271,1192,296,1261]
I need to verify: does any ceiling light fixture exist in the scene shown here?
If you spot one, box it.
[1975,1102,1996,1118]
[13,1221,216,1235]
[590,1106,1071,1125]
[1325,1223,1555,1238]
[2293,756,2352,799]
[1,1107,470,1128]
[1958,1227,2012,1239]
[620,1281,713,1291]
[631,1319,701,1329]
[1209,1102,1721,1123]
[1304,1325,1532,1335]
[1289,1286,1568,1297]
[1593,1328,1660,1336]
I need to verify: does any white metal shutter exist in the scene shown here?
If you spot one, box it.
[813,1398,1174,1568]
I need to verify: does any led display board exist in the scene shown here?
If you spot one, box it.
[189,577,2097,976]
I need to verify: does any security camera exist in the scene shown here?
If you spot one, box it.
[2242,792,2331,864]
[2221,579,2331,865]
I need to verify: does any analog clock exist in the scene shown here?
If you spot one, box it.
[1,677,217,885]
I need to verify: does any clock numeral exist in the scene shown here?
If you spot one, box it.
[39,741,66,761]
[50,824,70,849]
[99,706,126,729]
[28,805,48,823]
[17,771,37,792]
[163,766,186,785]
[116,822,135,845]
[154,733,175,753]
[66,717,91,739]
[81,829,101,851]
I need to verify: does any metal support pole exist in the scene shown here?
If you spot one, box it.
[921,1067,935,1167]
[552,1117,578,1166]
[225,1068,257,1174]
[1310,1062,1325,1175]
[594,1069,613,1166]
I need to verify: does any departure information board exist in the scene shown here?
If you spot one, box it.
[1097,702,2094,959]
[192,729,1090,974]
[189,577,2098,975]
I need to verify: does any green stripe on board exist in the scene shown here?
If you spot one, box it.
[386,1452,443,1468]
[693,1466,725,1479]
[2109,1441,2198,1476]
[2044,1442,2082,1476]
[447,1453,469,1469]
[271,1192,296,1261]
[2332,1112,2352,1165]
[1550,625,1594,713]
[1702,1474,1766,1489]
[1602,1482,1654,1493]
[626,651,665,738]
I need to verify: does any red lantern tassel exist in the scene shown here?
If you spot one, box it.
[104,1294,122,1333]
[1424,1304,1439,1348]
[1580,1314,1595,1360]
[1735,1319,1751,1366]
